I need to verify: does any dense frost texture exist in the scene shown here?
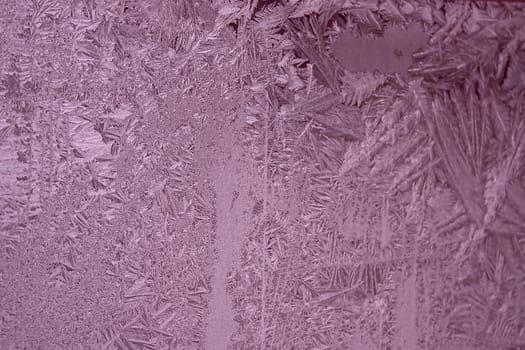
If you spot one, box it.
[1,1,525,350]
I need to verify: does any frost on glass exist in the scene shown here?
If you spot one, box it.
[1,1,524,350]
